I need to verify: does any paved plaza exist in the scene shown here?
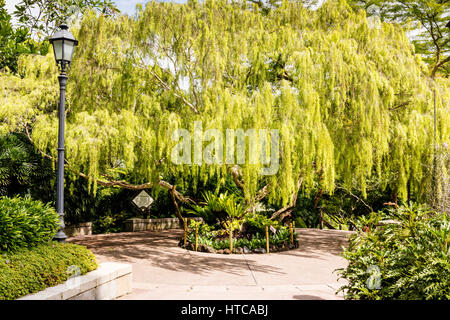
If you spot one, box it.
[69,228,354,300]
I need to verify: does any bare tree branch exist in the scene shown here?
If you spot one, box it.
[148,68,199,113]
[335,183,374,212]
[171,185,187,227]
[270,176,303,221]
[431,55,450,78]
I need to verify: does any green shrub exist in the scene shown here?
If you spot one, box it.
[233,234,266,250]
[92,211,128,234]
[243,213,279,234]
[189,219,213,236]
[0,196,59,252]
[336,203,450,299]
[187,191,247,225]
[0,243,98,300]
[293,217,307,228]
[187,224,297,251]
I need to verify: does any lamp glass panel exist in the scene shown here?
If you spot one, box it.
[52,39,63,61]
[63,40,75,62]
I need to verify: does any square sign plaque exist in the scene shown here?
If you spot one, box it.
[132,190,154,211]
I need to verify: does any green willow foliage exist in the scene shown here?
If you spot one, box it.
[0,0,449,207]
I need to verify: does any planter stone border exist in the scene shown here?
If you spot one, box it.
[124,217,203,232]
[18,262,132,300]
[179,239,300,254]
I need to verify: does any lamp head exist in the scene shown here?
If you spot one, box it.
[49,24,78,73]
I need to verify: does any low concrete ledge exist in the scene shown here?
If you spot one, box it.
[124,217,203,232]
[18,262,132,300]
[65,222,92,237]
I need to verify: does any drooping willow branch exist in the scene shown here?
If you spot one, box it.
[24,125,194,204]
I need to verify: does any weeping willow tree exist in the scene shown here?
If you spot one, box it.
[1,0,449,219]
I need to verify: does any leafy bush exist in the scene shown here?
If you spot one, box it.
[292,195,320,228]
[186,222,297,251]
[0,196,59,252]
[187,191,246,225]
[0,243,98,300]
[293,217,307,228]
[189,219,213,236]
[337,203,450,299]
[0,1,45,74]
[0,133,51,197]
[243,213,279,234]
[271,228,293,246]
[322,212,353,230]
[292,180,395,229]
[92,211,128,234]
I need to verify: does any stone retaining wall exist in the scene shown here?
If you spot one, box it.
[124,217,203,232]
[18,262,132,300]
[65,222,92,237]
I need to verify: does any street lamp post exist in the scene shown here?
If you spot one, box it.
[49,24,78,243]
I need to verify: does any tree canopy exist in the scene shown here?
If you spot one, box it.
[347,0,450,78]
[1,0,448,211]
[12,0,119,40]
[0,0,45,73]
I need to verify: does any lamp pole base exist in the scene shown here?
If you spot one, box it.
[53,229,67,243]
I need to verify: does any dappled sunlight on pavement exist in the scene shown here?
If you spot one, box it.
[68,228,354,300]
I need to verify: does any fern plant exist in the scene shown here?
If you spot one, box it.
[337,203,450,299]
[187,191,247,227]
[0,133,38,196]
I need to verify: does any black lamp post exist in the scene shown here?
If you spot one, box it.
[49,24,78,243]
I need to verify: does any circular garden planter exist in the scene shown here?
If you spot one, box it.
[178,239,300,254]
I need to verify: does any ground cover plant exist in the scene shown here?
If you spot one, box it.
[0,243,98,300]
[0,196,98,299]
[336,203,450,299]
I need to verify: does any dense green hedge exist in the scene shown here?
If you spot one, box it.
[0,243,98,300]
[337,204,450,299]
[0,196,59,252]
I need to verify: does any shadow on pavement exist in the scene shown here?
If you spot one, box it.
[69,230,284,276]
